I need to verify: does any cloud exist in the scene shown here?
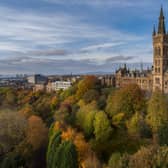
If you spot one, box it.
[23,49,69,57]
[44,0,152,8]
[0,3,156,74]
[105,56,134,62]
[0,5,146,56]
[0,6,142,51]
[81,42,125,52]
[0,55,151,75]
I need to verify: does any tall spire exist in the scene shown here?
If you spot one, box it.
[153,25,156,36]
[158,6,166,34]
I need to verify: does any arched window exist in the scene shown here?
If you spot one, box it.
[155,68,157,73]
[158,67,160,73]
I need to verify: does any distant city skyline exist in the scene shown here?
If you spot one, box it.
[0,0,167,74]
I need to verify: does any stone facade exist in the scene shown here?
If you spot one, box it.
[115,65,153,92]
[114,7,168,94]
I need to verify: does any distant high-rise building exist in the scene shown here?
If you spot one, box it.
[27,74,47,84]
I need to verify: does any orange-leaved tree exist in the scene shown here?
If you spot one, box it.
[26,115,48,150]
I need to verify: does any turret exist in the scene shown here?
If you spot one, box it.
[153,25,156,36]
[158,6,166,34]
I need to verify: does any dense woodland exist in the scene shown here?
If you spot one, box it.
[0,75,168,168]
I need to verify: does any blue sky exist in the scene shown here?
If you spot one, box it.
[0,0,167,74]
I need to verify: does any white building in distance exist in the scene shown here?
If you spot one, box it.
[47,81,72,92]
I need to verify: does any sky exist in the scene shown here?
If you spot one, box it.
[0,0,167,75]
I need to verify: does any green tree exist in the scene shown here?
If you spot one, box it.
[126,112,152,138]
[47,131,78,168]
[146,91,168,132]
[108,152,122,168]
[76,101,98,138]
[94,111,113,142]
[47,131,62,168]
[53,141,78,168]
[158,122,168,146]
[33,96,53,124]
[59,85,77,101]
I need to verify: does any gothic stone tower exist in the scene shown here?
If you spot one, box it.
[153,7,168,92]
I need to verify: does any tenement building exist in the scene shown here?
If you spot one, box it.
[114,7,168,93]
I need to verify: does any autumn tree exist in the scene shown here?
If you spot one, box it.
[106,84,146,119]
[63,95,76,105]
[0,112,27,155]
[50,96,59,111]
[76,101,98,138]
[83,152,102,168]
[94,111,113,143]
[59,85,77,101]
[33,95,53,124]
[19,104,34,118]
[83,89,99,104]
[108,152,122,168]
[51,122,99,168]
[157,122,168,146]
[54,102,75,125]
[76,76,100,99]
[47,130,78,168]
[4,89,17,106]
[128,146,168,168]
[127,112,151,138]
[61,127,91,165]
[128,146,156,168]
[26,115,48,150]
[146,91,168,132]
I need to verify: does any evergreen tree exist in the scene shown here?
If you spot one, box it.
[1,152,25,168]
[47,130,78,168]
[55,141,78,168]
[47,131,62,168]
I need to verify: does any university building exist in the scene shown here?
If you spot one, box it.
[114,7,168,93]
